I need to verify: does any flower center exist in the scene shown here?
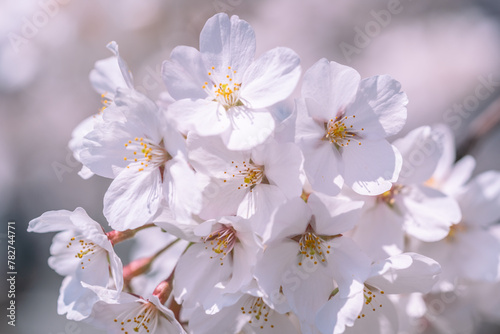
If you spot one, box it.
[357,285,385,319]
[203,66,244,110]
[124,137,171,172]
[241,297,275,330]
[324,114,363,148]
[203,225,238,265]
[446,222,466,242]
[223,160,266,191]
[297,232,330,266]
[66,236,100,270]
[113,301,158,333]
[377,184,403,208]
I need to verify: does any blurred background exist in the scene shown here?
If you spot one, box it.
[1,0,500,333]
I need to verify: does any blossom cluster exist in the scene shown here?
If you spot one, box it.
[29,13,500,334]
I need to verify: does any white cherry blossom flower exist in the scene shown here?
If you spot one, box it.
[84,284,186,334]
[254,194,370,333]
[173,215,260,312]
[316,253,440,334]
[423,125,475,195]
[28,208,123,320]
[80,89,200,230]
[69,41,133,180]
[415,171,500,290]
[187,134,303,235]
[188,292,300,334]
[296,58,407,196]
[162,13,301,150]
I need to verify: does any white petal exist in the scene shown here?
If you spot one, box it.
[58,276,99,321]
[343,140,401,195]
[393,126,443,185]
[283,267,334,332]
[162,120,188,160]
[222,109,275,150]
[188,300,247,334]
[162,45,209,100]
[90,41,134,96]
[187,132,248,177]
[167,99,230,136]
[308,193,363,236]
[347,75,407,139]
[262,197,311,244]
[401,185,461,242]
[254,240,299,306]
[81,92,161,178]
[200,13,256,75]
[237,184,287,236]
[198,178,248,219]
[295,97,326,142]
[80,118,130,178]
[69,114,97,162]
[164,156,202,222]
[103,164,163,230]
[343,291,398,334]
[173,243,233,309]
[77,166,94,179]
[89,56,128,95]
[302,59,360,121]
[106,41,134,89]
[351,203,405,261]
[440,155,476,195]
[113,89,163,143]
[241,47,301,109]
[28,208,85,233]
[108,250,124,293]
[153,207,199,241]
[458,171,500,227]
[325,237,371,298]
[257,141,303,198]
[316,292,364,334]
[217,242,254,294]
[429,124,456,183]
[367,253,441,294]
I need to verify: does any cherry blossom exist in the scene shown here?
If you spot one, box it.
[254,195,371,333]
[415,171,500,289]
[162,13,301,150]
[187,133,303,235]
[84,284,185,334]
[296,58,407,196]
[173,216,260,312]
[80,89,200,230]
[316,253,440,334]
[69,41,133,180]
[28,208,123,320]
